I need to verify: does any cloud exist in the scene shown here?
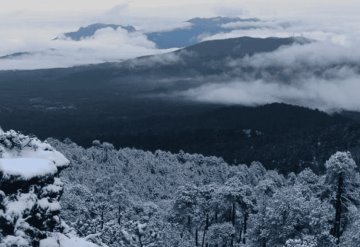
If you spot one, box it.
[200,8,360,48]
[212,3,245,17]
[239,42,360,69]
[173,39,360,112]
[125,51,186,68]
[179,76,360,112]
[1,0,360,70]
[0,27,174,70]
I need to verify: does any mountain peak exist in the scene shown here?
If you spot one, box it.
[55,23,136,41]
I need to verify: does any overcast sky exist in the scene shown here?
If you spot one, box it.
[2,0,359,14]
[2,0,360,26]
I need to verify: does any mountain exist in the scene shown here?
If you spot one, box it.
[0,36,359,173]
[113,36,305,79]
[147,17,260,48]
[55,23,136,40]
[0,51,33,60]
[0,52,359,173]
[176,36,300,59]
[55,17,260,48]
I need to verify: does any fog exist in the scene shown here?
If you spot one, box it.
[180,76,360,112]
[0,27,173,70]
[1,0,360,70]
[177,39,360,112]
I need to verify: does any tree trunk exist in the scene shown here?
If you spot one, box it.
[242,209,248,244]
[117,205,121,225]
[238,226,242,243]
[188,216,192,233]
[262,240,267,247]
[138,235,143,247]
[195,228,199,247]
[231,203,236,226]
[332,174,343,244]
[101,210,104,230]
[201,214,209,247]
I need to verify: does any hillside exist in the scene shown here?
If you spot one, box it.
[48,137,360,247]
[1,36,360,173]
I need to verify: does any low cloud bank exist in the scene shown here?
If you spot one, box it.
[180,76,360,112]
[0,27,172,70]
[177,40,360,112]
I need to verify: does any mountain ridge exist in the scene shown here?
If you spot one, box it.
[54,23,136,41]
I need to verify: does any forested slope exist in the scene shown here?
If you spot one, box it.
[49,138,360,247]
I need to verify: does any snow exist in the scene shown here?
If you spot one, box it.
[5,192,37,218]
[38,237,59,247]
[0,158,58,180]
[1,236,29,247]
[40,233,101,247]
[0,130,103,247]
[38,198,61,212]
[42,183,63,196]
[0,129,70,170]
[20,147,70,169]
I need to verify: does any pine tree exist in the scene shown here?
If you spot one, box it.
[324,152,358,244]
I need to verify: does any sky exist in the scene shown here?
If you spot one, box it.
[2,0,360,37]
[1,0,360,111]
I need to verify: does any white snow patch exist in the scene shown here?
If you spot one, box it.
[1,236,29,247]
[5,192,37,218]
[0,129,70,169]
[0,158,57,180]
[37,198,61,212]
[42,183,63,195]
[40,233,100,247]
[20,147,70,169]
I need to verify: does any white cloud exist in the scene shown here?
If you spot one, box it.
[180,76,360,112]
[202,15,360,47]
[174,38,360,112]
[0,28,174,70]
[232,41,360,70]
[1,0,360,73]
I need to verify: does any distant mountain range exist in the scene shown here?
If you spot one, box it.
[146,17,260,49]
[112,36,307,80]
[0,52,33,60]
[54,23,136,41]
[0,17,293,69]
[56,17,261,48]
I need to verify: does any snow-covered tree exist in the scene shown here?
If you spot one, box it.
[45,137,360,247]
[324,151,359,244]
[206,223,235,246]
[0,129,102,247]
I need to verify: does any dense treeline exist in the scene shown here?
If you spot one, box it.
[2,99,360,174]
[50,139,360,247]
